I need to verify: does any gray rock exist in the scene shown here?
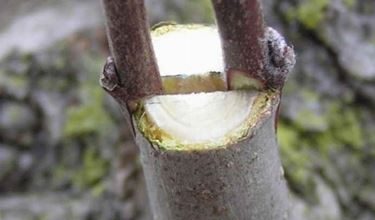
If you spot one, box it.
[290,176,342,220]
[318,0,375,81]
[358,188,375,212]
[352,81,375,104]
[0,102,37,145]
[0,0,103,59]
[0,211,37,220]
[357,212,375,220]
[0,193,93,220]
[0,70,29,100]
[18,153,33,172]
[31,91,67,145]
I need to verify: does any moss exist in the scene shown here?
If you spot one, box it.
[278,122,300,152]
[36,76,71,92]
[36,214,47,220]
[288,0,329,30]
[52,165,73,186]
[169,0,214,24]
[343,0,356,9]
[188,0,214,23]
[73,148,108,196]
[278,122,316,199]
[326,103,364,150]
[294,96,364,153]
[64,85,111,137]
[278,99,365,199]
[294,90,327,130]
[301,103,364,156]
[295,109,327,131]
[59,54,112,196]
[0,70,28,90]
[63,56,112,138]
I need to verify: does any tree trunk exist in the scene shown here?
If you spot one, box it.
[100,0,295,219]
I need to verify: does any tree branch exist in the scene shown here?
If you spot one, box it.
[211,0,266,90]
[211,0,295,91]
[101,0,163,101]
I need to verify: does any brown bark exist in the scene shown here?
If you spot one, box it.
[101,0,163,102]
[211,0,267,89]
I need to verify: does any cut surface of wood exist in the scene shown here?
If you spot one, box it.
[152,25,223,77]
[144,91,257,143]
[135,24,276,151]
[137,91,274,150]
[151,25,226,94]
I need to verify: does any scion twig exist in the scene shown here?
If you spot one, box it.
[211,0,266,89]
[101,0,163,101]
[211,0,295,91]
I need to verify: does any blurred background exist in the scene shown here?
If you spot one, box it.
[0,0,374,219]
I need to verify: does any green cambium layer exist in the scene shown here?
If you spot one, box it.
[135,91,276,151]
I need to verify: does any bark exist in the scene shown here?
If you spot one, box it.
[101,0,163,102]
[211,0,295,90]
[136,102,289,220]
[100,1,294,220]
[211,0,266,89]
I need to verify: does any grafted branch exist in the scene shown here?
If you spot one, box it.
[211,0,266,89]
[212,0,295,91]
[101,0,163,101]
[100,1,295,220]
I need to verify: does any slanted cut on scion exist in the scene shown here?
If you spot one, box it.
[100,0,295,220]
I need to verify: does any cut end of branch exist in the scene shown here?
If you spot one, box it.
[135,91,277,151]
[130,24,280,151]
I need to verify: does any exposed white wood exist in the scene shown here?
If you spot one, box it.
[144,91,257,144]
[152,26,224,77]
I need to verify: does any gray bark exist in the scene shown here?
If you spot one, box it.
[136,105,289,220]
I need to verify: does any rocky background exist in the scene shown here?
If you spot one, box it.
[0,0,374,219]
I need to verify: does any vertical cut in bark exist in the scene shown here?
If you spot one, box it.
[102,0,163,101]
[211,0,267,90]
